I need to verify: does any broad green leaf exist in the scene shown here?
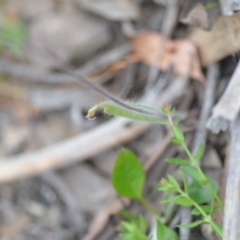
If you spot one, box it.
[112,149,145,200]
[177,220,204,229]
[194,143,205,161]
[166,158,190,166]
[87,101,167,124]
[173,196,194,207]
[187,178,219,204]
[180,166,205,183]
[191,205,217,215]
[172,126,184,141]
[157,220,179,240]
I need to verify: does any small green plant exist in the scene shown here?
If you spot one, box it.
[88,100,224,239]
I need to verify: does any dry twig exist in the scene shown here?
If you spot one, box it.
[0,76,188,182]
[207,60,240,133]
[223,113,240,240]
[0,44,130,84]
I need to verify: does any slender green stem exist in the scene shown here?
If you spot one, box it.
[181,142,193,162]
[165,111,223,237]
[205,1,220,10]
[178,190,222,238]
[181,142,224,208]
[181,142,206,179]
[139,197,160,218]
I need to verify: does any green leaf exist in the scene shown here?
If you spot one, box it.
[171,108,176,115]
[194,143,205,161]
[87,101,167,124]
[166,158,190,166]
[172,126,184,141]
[171,137,183,145]
[180,166,205,183]
[167,175,180,189]
[211,223,223,237]
[161,196,178,204]
[157,220,179,240]
[120,216,150,240]
[159,178,178,192]
[179,171,188,192]
[122,222,134,232]
[119,210,139,223]
[187,178,219,204]
[112,149,145,200]
[191,205,217,215]
[173,196,194,207]
[177,220,204,229]
[174,116,181,126]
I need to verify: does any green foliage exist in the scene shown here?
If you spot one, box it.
[112,148,145,200]
[172,196,194,207]
[180,166,205,183]
[0,15,25,54]
[171,137,183,145]
[191,205,217,215]
[172,126,185,142]
[119,210,139,223]
[157,220,179,240]
[193,143,205,161]
[88,101,224,239]
[120,216,150,240]
[177,220,204,229]
[87,101,167,124]
[187,178,219,204]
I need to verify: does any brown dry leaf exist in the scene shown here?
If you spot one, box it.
[132,32,205,82]
[181,3,210,30]
[190,12,240,66]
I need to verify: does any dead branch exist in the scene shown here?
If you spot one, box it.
[223,113,240,240]
[0,76,188,183]
[207,60,240,133]
[219,0,240,15]
[193,63,218,151]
